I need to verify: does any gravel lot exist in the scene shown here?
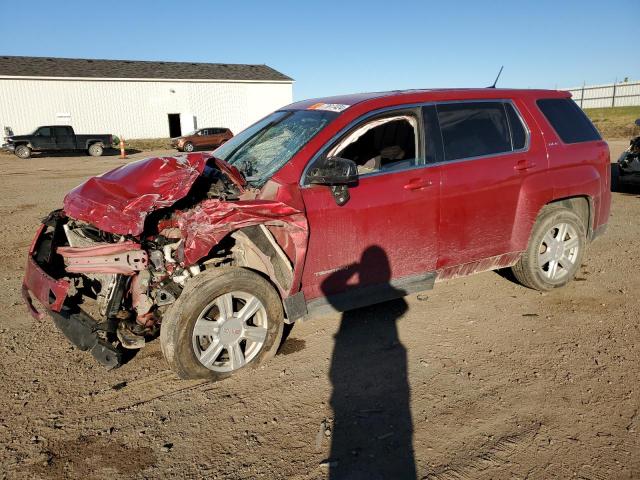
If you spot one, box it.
[0,141,638,479]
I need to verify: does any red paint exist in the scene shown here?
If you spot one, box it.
[24,88,611,318]
[213,157,247,191]
[63,153,210,236]
[22,224,70,318]
[174,198,308,278]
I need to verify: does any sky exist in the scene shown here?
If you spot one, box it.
[1,0,638,101]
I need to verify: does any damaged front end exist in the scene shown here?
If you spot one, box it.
[22,153,308,369]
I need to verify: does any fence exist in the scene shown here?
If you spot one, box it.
[565,80,640,109]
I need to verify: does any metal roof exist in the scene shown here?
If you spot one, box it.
[0,56,293,82]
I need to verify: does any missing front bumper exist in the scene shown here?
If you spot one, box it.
[50,306,123,369]
[22,214,124,369]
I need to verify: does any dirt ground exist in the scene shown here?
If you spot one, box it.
[0,142,638,480]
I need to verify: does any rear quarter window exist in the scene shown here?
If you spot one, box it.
[537,98,601,144]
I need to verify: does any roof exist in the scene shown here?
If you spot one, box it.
[0,56,292,82]
[286,88,569,111]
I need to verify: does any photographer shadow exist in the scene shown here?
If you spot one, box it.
[321,246,416,480]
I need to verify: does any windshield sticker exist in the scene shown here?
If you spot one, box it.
[307,103,350,113]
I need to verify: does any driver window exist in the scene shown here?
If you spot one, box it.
[328,114,418,175]
[37,127,52,136]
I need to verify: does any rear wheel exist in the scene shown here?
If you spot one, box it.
[183,142,194,153]
[15,145,31,159]
[88,143,104,157]
[511,206,586,291]
[160,267,284,380]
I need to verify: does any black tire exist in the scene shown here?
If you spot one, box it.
[15,145,31,159]
[511,205,586,291]
[183,142,194,153]
[88,143,104,157]
[160,267,284,380]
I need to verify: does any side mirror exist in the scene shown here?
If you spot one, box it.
[307,157,358,206]
[635,119,640,127]
[307,157,358,185]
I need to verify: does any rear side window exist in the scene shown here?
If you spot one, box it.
[437,102,512,161]
[537,98,601,143]
[54,127,70,136]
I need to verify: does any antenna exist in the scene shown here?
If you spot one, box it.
[488,66,504,88]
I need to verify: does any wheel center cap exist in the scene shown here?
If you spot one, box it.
[549,241,563,260]
[219,317,243,343]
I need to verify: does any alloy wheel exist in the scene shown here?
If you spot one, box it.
[191,291,268,373]
[537,222,580,280]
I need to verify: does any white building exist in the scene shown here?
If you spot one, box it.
[0,56,293,139]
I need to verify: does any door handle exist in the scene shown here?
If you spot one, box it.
[403,178,433,190]
[514,159,536,171]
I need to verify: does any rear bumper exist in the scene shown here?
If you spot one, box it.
[22,218,123,369]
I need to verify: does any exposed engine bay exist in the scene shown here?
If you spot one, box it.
[23,153,308,368]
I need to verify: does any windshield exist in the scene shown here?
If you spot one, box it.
[214,110,338,185]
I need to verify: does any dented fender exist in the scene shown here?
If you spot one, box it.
[174,199,309,294]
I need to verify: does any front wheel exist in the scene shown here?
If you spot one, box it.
[15,145,31,159]
[160,267,284,380]
[182,142,194,153]
[511,206,586,291]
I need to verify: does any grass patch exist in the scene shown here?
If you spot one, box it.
[122,137,172,152]
[584,106,640,139]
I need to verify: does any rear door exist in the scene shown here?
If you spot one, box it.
[207,128,222,147]
[435,100,547,270]
[300,107,442,305]
[54,126,75,150]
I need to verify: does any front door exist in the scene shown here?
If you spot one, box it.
[31,127,56,150]
[300,109,441,307]
[199,129,218,148]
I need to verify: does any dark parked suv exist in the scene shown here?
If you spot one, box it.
[22,88,610,380]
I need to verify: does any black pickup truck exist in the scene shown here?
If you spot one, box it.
[2,126,113,159]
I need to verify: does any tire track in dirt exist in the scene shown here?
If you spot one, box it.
[423,424,541,480]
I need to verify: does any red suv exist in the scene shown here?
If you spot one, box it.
[22,89,610,379]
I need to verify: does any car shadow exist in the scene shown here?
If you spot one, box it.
[27,148,142,158]
[321,246,417,480]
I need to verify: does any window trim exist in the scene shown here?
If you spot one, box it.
[300,105,426,186]
[299,99,531,186]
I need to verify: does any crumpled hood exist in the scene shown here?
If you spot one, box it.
[63,153,210,236]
